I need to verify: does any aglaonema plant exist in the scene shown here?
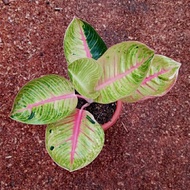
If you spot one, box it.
[10,17,181,172]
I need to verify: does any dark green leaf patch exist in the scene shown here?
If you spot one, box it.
[86,115,95,124]
[82,21,107,60]
[28,111,35,120]
[50,146,54,151]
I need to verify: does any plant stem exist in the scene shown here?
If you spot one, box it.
[76,94,93,104]
[81,103,91,110]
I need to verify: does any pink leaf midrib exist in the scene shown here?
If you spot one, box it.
[132,69,170,98]
[70,109,84,165]
[142,69,169,85]
[96,62,142,91]
[79,24,91,58]
[15,93,76,113]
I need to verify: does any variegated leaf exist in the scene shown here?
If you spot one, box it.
[10,75,77,124]
[95,41,154,103]
[64,17,107,65]
[122,54,181,102]
[46,109,104,172]
[68,58,103,100]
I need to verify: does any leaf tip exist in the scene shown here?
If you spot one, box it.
[72,16,80,23]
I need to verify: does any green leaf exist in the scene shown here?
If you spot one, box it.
[10,75,78,124]
[68,58,103,100]
[95,41,155,103]
[122,54,181,102]
[64,17,107,65]
[45,109,104,172]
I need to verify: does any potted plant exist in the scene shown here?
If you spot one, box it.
[10,17,181,172]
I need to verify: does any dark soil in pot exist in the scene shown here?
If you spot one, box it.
[76,97,116,125]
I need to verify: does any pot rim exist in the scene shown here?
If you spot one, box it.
[102,100,122,130]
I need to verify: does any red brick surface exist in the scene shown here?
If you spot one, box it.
[0,0,189,189]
